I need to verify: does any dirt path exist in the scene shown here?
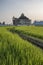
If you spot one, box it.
[14,30,43,49]
[9,29,43,49]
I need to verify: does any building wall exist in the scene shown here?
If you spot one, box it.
[13,19,31,25]
[18,19,31,25]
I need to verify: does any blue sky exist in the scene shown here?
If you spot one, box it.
[0,0,43,24]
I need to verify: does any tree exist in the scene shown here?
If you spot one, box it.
[0,22,1,25]
[3,21,5,25]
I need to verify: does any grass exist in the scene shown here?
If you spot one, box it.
[14,26,43,40]
[0,26,43,65]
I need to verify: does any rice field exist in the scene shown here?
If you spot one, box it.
[15,26,43,40]
[0,26,43,65]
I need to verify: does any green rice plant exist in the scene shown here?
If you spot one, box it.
[0,27,43,65]
[14,26,43,40]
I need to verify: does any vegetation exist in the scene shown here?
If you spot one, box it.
[0,26,43,65]
[14,26,43,40]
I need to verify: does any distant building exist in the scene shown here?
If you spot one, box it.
[12,13,31,26]
[33,21,43,26]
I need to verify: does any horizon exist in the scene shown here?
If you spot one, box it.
[0,0,43,24]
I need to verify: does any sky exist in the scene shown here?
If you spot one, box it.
[0,0,43,24]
